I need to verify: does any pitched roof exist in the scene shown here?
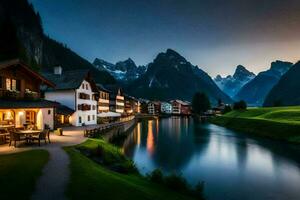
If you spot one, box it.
[0,99,59,109]
[42,69,89,90]
[56,104,75,115]
[96,84,110,93]
[0,59,55,88]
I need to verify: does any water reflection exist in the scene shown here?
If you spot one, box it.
[122,117,300,200]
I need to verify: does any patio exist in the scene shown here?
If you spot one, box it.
[0,126,86,154]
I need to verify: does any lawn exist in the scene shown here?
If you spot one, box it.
[210,106,300,143]
[0,150,49,200]
[65,138,196,200]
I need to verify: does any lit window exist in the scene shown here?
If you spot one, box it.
[11,79,16,91]
[48,110,51,115]
[6,78,11,90]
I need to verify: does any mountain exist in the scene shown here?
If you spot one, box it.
[234,60,293,106]
[214,65,255,97]
[0,0,115,84]
[93,58,147,81]
[125,49,232,103]
[264,61,300,106]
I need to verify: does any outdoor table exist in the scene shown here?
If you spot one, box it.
[17,130,42,144]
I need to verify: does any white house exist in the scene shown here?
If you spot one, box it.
[148,101,160,115]
[43,67,98,126]
[160,102,172,114]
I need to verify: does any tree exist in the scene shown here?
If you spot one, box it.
[192,92,211,115]
[233,100,247,110]
[222,105,232,114]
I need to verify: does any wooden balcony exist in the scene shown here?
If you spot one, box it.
[0,89,40,100]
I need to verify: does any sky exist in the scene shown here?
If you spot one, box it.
[30,0,300,77]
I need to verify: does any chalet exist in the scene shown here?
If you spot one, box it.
[106,86,125,114]
[43,66,98,126]
[171,100,192,115]
[0,59,56,130]
[160,102,172,114]
[124,95,141,115]
[97,84,110,114]
[148,101,161,115]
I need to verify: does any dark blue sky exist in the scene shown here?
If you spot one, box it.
[30,0,300,76]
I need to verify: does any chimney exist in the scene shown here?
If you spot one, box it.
[54,66,62,75]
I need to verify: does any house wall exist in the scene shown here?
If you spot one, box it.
[73,80,97,126]
[36,108,54,130]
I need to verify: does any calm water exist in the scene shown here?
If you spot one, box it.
[122,117,300,200]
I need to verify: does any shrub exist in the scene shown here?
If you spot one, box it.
[222,105,232,114]
[148,169,164,183]
[233,100,247,110]
[164,173,189,192]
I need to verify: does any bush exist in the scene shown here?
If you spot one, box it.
[148,168,164,183]
[233,100,247,110]
[222,105,232,114]
[164,173,189,192]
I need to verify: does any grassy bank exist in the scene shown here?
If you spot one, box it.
[65,138,197,200]
[0,150,49,200]
[210,106,300,144]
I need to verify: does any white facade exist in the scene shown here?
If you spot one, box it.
[161,102,172,114]
[45,80,97,126]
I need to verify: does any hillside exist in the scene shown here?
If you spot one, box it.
[211,107,300,143]
[0,0,115,84]
[234,60,293,106]
[126,49,232,103]
[264,61,300,106]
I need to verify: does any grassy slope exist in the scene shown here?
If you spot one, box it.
[210,106,300,143]
[65,139,195,200]
[0,150,49,200]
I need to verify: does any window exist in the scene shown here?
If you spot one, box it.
[92,115,95,120]
[11,79,16,91]
[79,116,82,123]
[88,115,90,121]
[92,105,96,110]
[86,84,89,90]
[6,78,11,90]
[48,110,51,115]
[82,84,84,89]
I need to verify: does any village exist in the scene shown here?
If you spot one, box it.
[0,59,223,147]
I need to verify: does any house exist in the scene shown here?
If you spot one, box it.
[0,59,57,130]
[160,102,172,114]
[148,101,161,115]
[124,95,141,115]
[97,84,110,114]
[106,86,125,114]
[43,66,98,126]
[171,100,192,115]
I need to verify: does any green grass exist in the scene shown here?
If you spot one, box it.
[0,150,49,200]
[210,106,300,143]
[65,138,196,200]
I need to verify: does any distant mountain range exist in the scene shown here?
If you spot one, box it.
[125,49,232,103]
[264,61,300,106]
[214,65,255,97]
[0,0,115,84]
[93,58,147,81]
[234,60,293,106]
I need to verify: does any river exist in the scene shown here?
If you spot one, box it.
[121,117,300,200]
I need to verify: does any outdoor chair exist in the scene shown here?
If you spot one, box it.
[9,131,27,147]
[31,131,47,146]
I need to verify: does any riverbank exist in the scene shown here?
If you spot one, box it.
[210,106,300,144]
[64,138,199,200]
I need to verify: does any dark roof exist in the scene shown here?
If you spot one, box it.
[0,99,59,109]
[42,69,89,90]
[56,104,75,115]
[105,85,123,95]
[96,84,110,93]
[0,59,55,88]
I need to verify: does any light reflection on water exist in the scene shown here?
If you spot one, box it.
[122,117,300,200]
